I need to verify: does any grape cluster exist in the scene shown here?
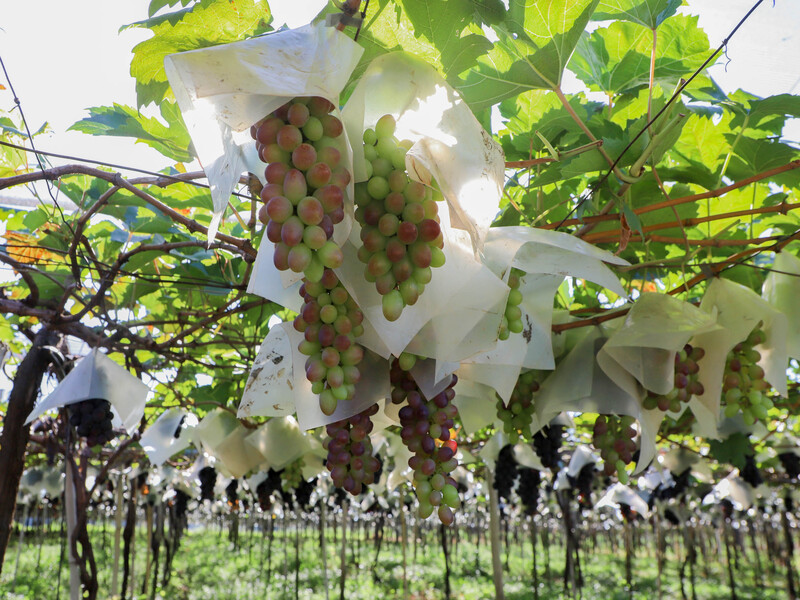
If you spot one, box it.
[498,268,525,340]
[722,326,773,425]
[592,414,637,484]
[655,468,691,501]
[397,372,461,525]
[280,459,305,495]
[255,469,283,512]
[493,445,519,503]
[294,268,365,415]
[496,370,540,444]
[173,415,186,439]
[572,463,596,508]
[643,344,705,412]
[532,425,564,470]
[294,478,317,510]
[740,454,763,487]
[251,97,350,281]
[389,352,422,404]
[68,398,115,447]
[323,403,382,496]
[173,489,190,521]
[779,452,800,479]
[354,114,446,321]
[225,479,239,510]
[198,466,217,502]
[517,468,541,516]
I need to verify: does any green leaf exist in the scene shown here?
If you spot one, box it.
[726,136,800,180]
[148,0,193,18]
[22,208,49,232]
[592,0,681,28]
[672,112,729,172]
[747,94,800,129]
[708,432,752,470]
[500,90,602,157]
[568,16,710,96]
[333,0,492,97]
[126,0,272,107]
[69,102,194,163]
[458,0,600,110]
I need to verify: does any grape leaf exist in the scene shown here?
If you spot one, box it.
[726,136,800,180]
[330,0,492,98]
[458,0,600,110]
[592,0,681,28]
[125,0,272,107]
[708,432,752,470]
[568,16,710,96]
[69,101,194,163]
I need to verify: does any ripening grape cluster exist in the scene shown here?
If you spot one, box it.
[643,344,705,412]
[173,489,190,521]
[225,479,239,510]
[722,326,773,425]
[252,96,350,280]
[532,424,564,470]
[397,371,460,525]
[198,466,217,502]
[493,444,519,502]
[255,469,283,511]
[323,403,382,496]
[517,468,541,516]
[67,398,115,447]
[354,114,446,321]
[498,268,524,340]
[389,352,422,404]
[779,452,800,479]
[294,478,317,510]
[496,370,540,444]
[280,459,305,494]
[741,454,763,487]
[294,269,365,415]
[573,462,596,508]
[592,414,637,484]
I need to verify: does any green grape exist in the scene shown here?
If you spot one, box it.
[498,268,525,340]
[720,324,772,424]
[353,114,446,321]
[496,370,540,443]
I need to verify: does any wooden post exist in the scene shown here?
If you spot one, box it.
[11,503,30,587]
[488,468,506,600]
[65,461,82,600]
[320,502,330,600]
[339,502,348,600]
[401,504,408,600]
[111,473,124,597]
[142,503,153,595]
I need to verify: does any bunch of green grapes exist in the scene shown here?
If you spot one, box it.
[251,96,349,282]
[643,343,705,412]
[498,268,524,341]
[280,458,305,494]
[294,268,365,415]
[592,414,637,484]
[353,114,446,321]
[496,370,540,444]
[722,325,773,425]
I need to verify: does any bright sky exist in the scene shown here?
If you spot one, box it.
[0,0,797,180]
